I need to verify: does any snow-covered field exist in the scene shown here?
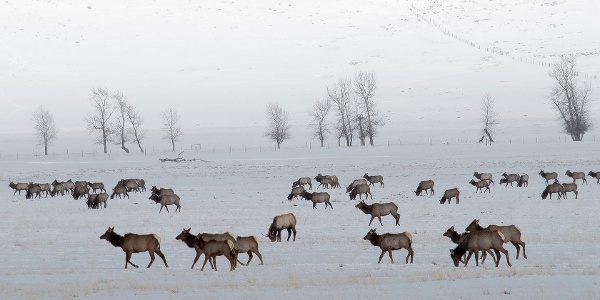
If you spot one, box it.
[1,141,600,299]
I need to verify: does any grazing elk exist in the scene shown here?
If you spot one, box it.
[50,183,66,197]
[500,172,520,187]
[443,226,495,264]
[588,171,600,184]
[363,173,384,187]
[99,227,168,269]
[517,174,529,187]
[414,180,435,196]
[267,213,297,242]
[565,170,587,184]
[87,193,109,209]
[8,182,29,195]
[450,229,511,267]
[465,219,527,260]
[349,183,372,200]
[346,178,368,193]
[25,183,42,199]
[89,182,106,193]
[292,177,312,190]
[539,170,558,184]
[110,185,129,199]
[473,172,494,185]
[541,182,565,200]
[300,191,333,209]
[561,183,578,199]
[440,188,460,204]
[363,228,414,264]
[355,200,400,226]
[287,186,306,200]
[72,184,90,200]
[148,193,181,213]
[469,179,490,193]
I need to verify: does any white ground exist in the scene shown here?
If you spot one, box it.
[1,0,600,298]
[1,140,600,299]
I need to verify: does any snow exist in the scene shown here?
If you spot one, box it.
[2,140,600,298]
[1,0,600,298]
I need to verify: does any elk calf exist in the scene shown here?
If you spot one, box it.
[565,170,587,184]
[501,172,520,187]
[539,170,558,184]
[469,179,490,193]
[363,173,384,187]
[561,183,578,199]
[301,191,333,209]
[292,177,312,190]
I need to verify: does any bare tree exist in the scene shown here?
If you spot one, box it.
[353,71,384,146]
[161,107,183,151]
[478,93,499,144]
[308,99,331,147]
[125,104,147,153]
[264,102,292,149]
[31,105,58,155]
[548,55,592,141]
[84,87,115,153]
[111,91,131,153]
[328,78,354,146]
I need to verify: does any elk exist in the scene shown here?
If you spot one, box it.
[267,213,297,242]
[54,179,75,192]
[539,170,558,184]
[588,171,600,184]
[34,183,51,197]
[465,219,527,260]
[565,170,587,184]
[25,184,42,199]
[135,179,146,192]
[175,228,215,270]
[314,174,341,189]
[300,191,333,209]
[355,200,400,226]
[292,177,312,190]
[363,228,413,264]
[469,179,490,193]
[87,193,109,209]
[8,182,29,195]
[349,183,372,200]
[440,188,460,204]
[473,172,494,185]
[50,183,65,196]
[561,183,578,199]
[110,185,129,199]
[501,172,520,187]
[72,184,90,200]
[517,174,529,187]
[450,229,511,267]
[119,179,141,193]
[89,182,106,193]
[196,240,237,271]
[150,186,175,196]
[99,227,168,269]
[287,186,306,200]
[541,182,565,200]
[148,193,181,213]
[231,235,264,266]
[443,226,495,264]
[363,173,384,187]
[414,180,434,196]
[346,178,368,193]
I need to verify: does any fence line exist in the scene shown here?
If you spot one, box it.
[0,135,594,161]
[406,1,598,80]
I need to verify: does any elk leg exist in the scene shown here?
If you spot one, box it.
[241,251,251,266]
[511,242,521,259]
[147,251,156,268]
[212,256,218,271]
[286,228,292,241]
[520,241,527,259]
[126,252,139,268]
[176,204,181,212]
[156,249,168,268]
[191,251,201,269]
[292,228,297,241]
[201,256,210,271]
[377,215,384,226]
[313,202,317,209]
[378,250,386,264]
[254,250,264,265]
[387,250,394,264]
[464,252,473,267]
[474,251,480,266]
[368,216,375,226]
